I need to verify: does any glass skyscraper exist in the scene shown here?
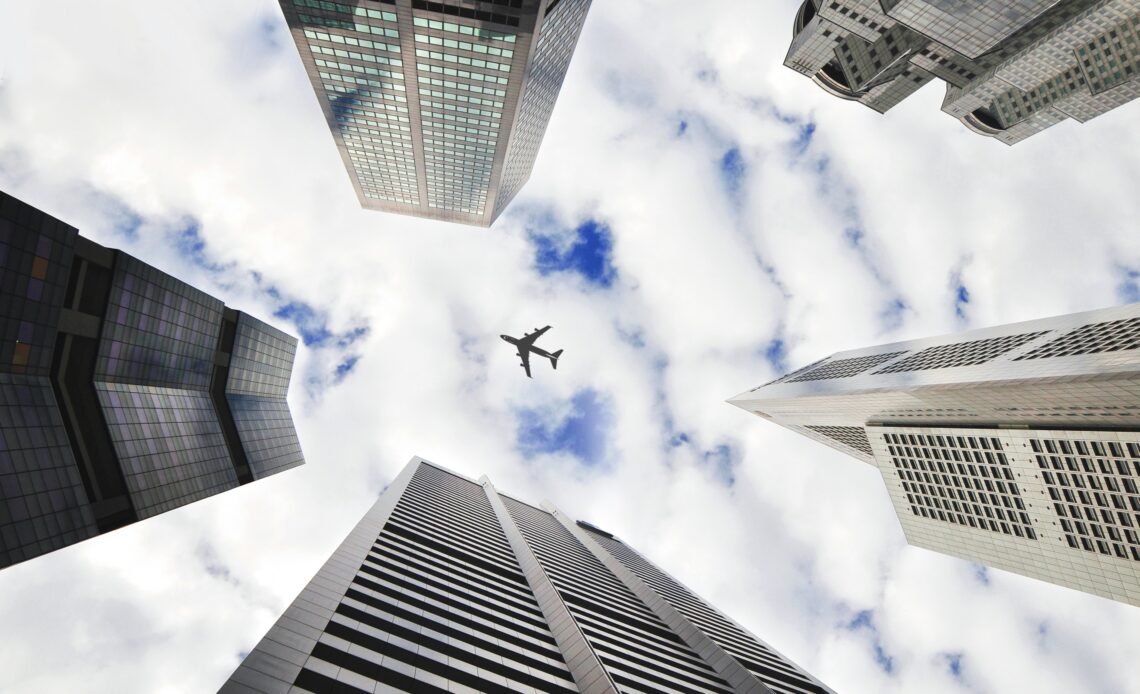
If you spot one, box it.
[278,0,593,226]
[786,0,1140,144]
[0,190,305,569]
[731,303,1140,607]
[223,457,833,693]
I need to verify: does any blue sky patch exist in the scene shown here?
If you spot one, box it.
[720,146,746,198]
[532,219,617,288]
[334,356,360,381]
[82,187,144,241]
[764,337,789,376]
[942,652,964,680]
[175,223,233,275]
[846,609,895,675]
[880,298,910,332]
[1117,266,1140,303]
[703,443,738,486]
[795,122,816,152]
[275,301,336,347]
[517,389,612,465]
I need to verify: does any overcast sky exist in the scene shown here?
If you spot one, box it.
[2,1,1140,692]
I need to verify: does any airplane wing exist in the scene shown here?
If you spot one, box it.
[516,325,551,349]
[517,347,533,378]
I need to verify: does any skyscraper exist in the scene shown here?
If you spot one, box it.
[785,0,1140,144]
[278,0,592,226]
[223,457,833,693]
[730,303,1140,607]
[0,190,305,569]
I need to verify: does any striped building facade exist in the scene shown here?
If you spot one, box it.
[223,458,832,693]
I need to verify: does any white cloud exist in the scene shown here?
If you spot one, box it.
[2,0,1140,692]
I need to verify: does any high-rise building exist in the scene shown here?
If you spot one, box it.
[278,0,592,226]
[785,0,1140,144]
[223,457,833,694]
[0,190,305,569]
[730,303,1140,607]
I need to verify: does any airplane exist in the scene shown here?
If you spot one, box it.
[501,325,563,378]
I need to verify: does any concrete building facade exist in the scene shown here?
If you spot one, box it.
[278,0,592,226]
[731,303,1140,607]
[0,190,305,569]
[222,457,833,693]
[786,0,1140,144]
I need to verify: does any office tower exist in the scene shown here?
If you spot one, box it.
[278,0,592,226]
[0,190,305,569]
[223,457,833,694]
[730,303,1140,607]
[785,0,1140,144]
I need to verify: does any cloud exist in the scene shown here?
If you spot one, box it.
[0,1,1139,693]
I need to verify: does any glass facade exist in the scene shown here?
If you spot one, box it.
[225,314,305,479]
[0,189,306,569]
[279,0,593,226]
[0,192,98,567]
[223,458,833,694]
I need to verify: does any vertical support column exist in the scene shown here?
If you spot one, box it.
[549,505,775,694]
[222,457,422,694]
[480,477,619,694]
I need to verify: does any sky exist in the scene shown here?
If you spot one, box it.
[2,1,1140,692]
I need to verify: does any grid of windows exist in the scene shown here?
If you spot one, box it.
[0,193,78,377]
[96,256,224,390]
[412,0,522,28]
[788,351,908,382]
[1015,317,1140,360]
[302,14,418,206]
[0,377,97,568]
[887,432,1037,539]
[283,0,590,224]
[414,21,513,217]
[785,0,1140,144]
[95,384,238,519]
[873,331,1048,373]
[495,0,592,216]
[412,16,517,43]
[1032,437,1140,561]
[806,425,874,456]
[225,315,303,479]
[1078,13,1140,95]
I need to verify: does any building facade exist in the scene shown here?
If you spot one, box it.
[0,190,305,569]
[223,457,833,694]
[785,0,1140,144]
[278,0,592,226]
[730,303,1140,607]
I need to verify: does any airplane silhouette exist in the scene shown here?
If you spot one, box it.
[501,326,563,378]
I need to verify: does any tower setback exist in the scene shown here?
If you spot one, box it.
[0,190,305,569]
[786,0,1140,144]
[730,303,1140,607]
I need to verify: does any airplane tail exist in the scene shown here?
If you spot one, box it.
[549,350,563,370]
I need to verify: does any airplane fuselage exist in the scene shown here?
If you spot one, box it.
[500,335,555,360]
[501,328,562,378]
